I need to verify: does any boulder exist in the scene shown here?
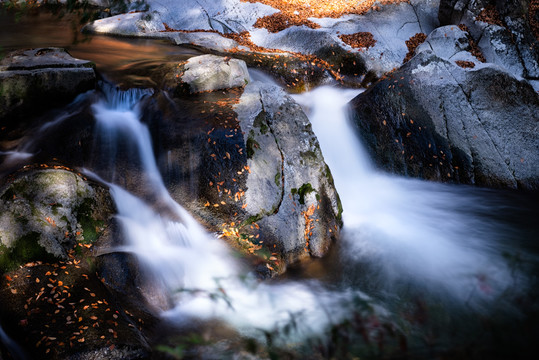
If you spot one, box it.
[235,82,342,265]
[83,0,441,84]
[350,48,539,190]
[0,168,154,359]
[440,0,539,83]
[0,48,96,123]
[0,169,114,269]
[146,71,342,274]
[176,54,250,94]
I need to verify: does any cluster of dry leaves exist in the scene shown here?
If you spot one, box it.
[458,24,486,63]
[339,32,377,49]
[403,32,426,63]
[475,4,504,26]
[247,0,408,33]
[242,0,407,19]
[254,11,320,32]
[455,60,476,68]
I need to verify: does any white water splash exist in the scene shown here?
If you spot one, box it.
[293,86,519,306]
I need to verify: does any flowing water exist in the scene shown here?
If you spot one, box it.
[293,88,534,305]
[87,85,383,344]
[1,10,539,358]
[85,83,538,357]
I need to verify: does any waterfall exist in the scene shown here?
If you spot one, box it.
[86,82,534,352]
[293,87,524,307]
[88,85,374,341]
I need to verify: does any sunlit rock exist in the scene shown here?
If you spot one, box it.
[350,49,539,190]
[440,0,539,87]
[178,54,250,94]
[83,0,441,84]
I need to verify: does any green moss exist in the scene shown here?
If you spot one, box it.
[0,232,58,273]
[254,111,270,135]
[241,214,262,227]
[300,150,318,162]
[51,203,63,215]
[274,172,281,187]
[0,179,28,201]
[246,136,260,159]
[324,165,343,223]
[75,198,103,244]
[336,196,343,224]
[292,183,316,205]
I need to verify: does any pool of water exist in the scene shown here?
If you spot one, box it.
[0,10,201,87]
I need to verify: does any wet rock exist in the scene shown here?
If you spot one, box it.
[0,169,153,360]
[176,55,250,94]
[0,48,96,124]
[0,169,114,270]
[350,49,539,190]
[95,251,172,312]
[148,80,341,274]
[0,261,152,360]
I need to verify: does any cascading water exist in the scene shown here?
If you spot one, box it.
[293,87,529,308]
[88,85,375,342]
[84,82,537,357]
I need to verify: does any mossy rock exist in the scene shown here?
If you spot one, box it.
[0,169,114,273]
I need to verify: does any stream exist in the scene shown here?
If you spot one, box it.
[1,9,539,359]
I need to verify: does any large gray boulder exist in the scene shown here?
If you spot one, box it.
[350,47,539,190]
[147,66,342,274]
[235,82,342,265]
[0,48,96,123]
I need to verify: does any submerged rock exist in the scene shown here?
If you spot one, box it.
[0,48,96,124]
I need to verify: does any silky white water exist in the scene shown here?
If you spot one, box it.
[82,82,536,356]
[293,87,522,307]
[89,85,379,341]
